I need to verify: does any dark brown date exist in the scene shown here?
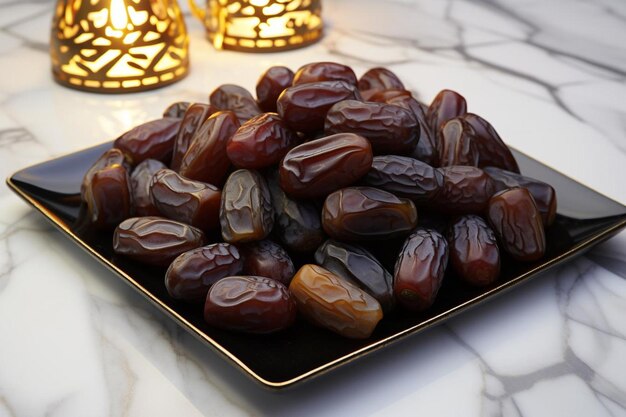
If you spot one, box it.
[279,133,373,198]
[367,89,412,103]
[113,117,181,165]
[394,228,449,312]
[256,66,294,112]
[130,159,166,216]
[170,103,219,171]
[178,111,240,186]
[434,166,495,214]
[150,169,221,232]
[113,217,205,266]
[241,240,295,286]
[427,89,467,134]
[277,81,361,133]
[314,240,395,312]
[448,215,500,286]
[364,155,443,204]
[322,187,418,241]
[81,148,128,197]
[226,113,298,169]
[209,84,262,122]
[438,118,479,167]
[358,67,405,100]
[487,187,546,262]
[462,113,520,173]
[485,167,557,226]
[204,276,296,334]
[325,100,419,154]
[292,62,357,86]
[220,169,274,243]
[165,243,243,301]
[163,101,191,118]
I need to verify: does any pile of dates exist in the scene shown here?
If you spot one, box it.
[81,62,556,339]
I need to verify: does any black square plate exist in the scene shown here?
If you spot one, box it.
[7,142,626,389]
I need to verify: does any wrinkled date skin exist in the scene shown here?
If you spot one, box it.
[394,228,449,312]
[364,155,443,204]
[292,61,357,86]
[448,215,500,286]
[178,111,240,186]
[462,113,520,173]
[227,113,298,169]
[322,187,418,241]
[170,103,219,171]
[487,188,546,262]
[113,117,181,165]
[150,169,222,232]
[438,118,479,167]
[427,89,467,134]
[81,148,128,197]
[277,81,361,133]
[165,243,243,301]
[209,84,262,122]
[314,240,395,312]
[163,101,191,118]
[434,166,495,214]
[113,217,205,266]
[220,169,274,243]
[358,67,405,101]
[130,159,166,216]
[204,276,296,334]
[367,89,412,103]
[289,264,383,339]
[267,172,325,252]
[279,133,373,198]
[256,66,294,112]
[485,167,557,226]
[325,100,419,154]
[241,240,295,286]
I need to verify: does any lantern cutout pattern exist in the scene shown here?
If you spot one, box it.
[51,0,189,93]
[190,0,322,52]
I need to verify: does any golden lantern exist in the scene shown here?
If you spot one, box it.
[51,0,189,93]
[189,0,323,52]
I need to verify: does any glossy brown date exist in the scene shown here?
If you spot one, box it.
[322,186,418,241]
[434,166,495,214]
[277,81,361,133]
[314,240,395,312]
[165,243,243,301]
[292,61,357,86]
[279,133,373,198]
[113,117,181,165]
[485,167,557,226]
[130,159,166,216]
[367,89,413,103]
[113,216,205,266]
[487,187,546,262]
[209,84,262,122]
[256,66,294,112]
[394,228,449,312]
[226,113,298,169]
[163,101,191,118]
[220,169,274,243]
[204,276,296,334]
[81,148,128,197]
[438,118,479,167]
[462,113,520,173]
[427,89,467,133]
[170,103,219,171]
[324,100,419,154]
[178,111,240,186]
[289,264,383,339]
[448,215,500,286]
[358,67,405,100]
[150,169,221,232]
[241,240,295,286]
[364,155,443,204]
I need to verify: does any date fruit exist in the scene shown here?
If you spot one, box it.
[204,276,296,334]
[367,89,413,103]
[438,118,479,167]
[322,187,418,241]
[394,228,449,311]
[130,159,166,216]
[427,89,467,133]
[241,240,295,286]
[358,67,405,100]
[289,264,383,339]
[209,84,262,122]
[163,101,191,118]
[165,243,243,301]
[170,103,218,171]
[113,217,205,266]
[462,113,519,173]
[434,166,495,214]
[113,117,181,165]
[293,61,357,86]
[256,66,294,112]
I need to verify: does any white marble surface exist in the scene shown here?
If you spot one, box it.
[1,0,626,416]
